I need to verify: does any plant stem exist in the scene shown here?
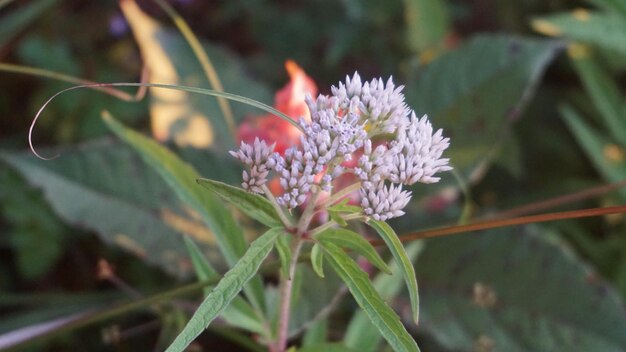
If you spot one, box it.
[296,187,322,236]
[322,182,361,208]
[262,184,294,229]
[275,237,304,352]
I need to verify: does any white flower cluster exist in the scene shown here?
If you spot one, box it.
[231,73,451,221]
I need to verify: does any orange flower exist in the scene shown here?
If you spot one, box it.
[236,60,317,154]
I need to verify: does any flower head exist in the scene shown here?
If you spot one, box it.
[231,72,452,219]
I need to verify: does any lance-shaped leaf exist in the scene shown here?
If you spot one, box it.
[367,220,419,324]
[197,178,283,227]
[183,237,266,335]
[102,113,266,312]
[165,227,281,352]
[321,241,420,352]
[275,234,292,278]
[316,228,391,275]
[311,243,325,278]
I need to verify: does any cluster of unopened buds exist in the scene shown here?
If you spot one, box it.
[230,73,452,222]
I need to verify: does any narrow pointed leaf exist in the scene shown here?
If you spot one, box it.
[367,220,419,324]
[165,227,281,352]
[197,178,283,227]
[311,243,325,278]
[344,242,425,352]
[275,234,292,278]
[183,237,266,335]
[321,242,420,352]
[102,113,266,313]
[316,228,391,275]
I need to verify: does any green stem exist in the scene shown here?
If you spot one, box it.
[275,237,304,352]
[323,182,361,208]
[262,184,294,229]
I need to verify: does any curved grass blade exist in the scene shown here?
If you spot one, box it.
[102,113,266,314]
[321,242,420,352]
[197,178,283,228]
[165,227,281,352]
[30,83,301,160]
[367,220,419,324]
[316,228,391,275]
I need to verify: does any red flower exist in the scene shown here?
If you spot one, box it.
[237,60,317,154]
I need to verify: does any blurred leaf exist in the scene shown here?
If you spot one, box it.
[321,241,420,352]
[567,44,626,145]
[0,0,57,49]
[0,142,202,277]
[416,226,626,351]
[102,113,267,313]
[311,243,325,278]
[560,104,626,199]
[532,10,626,55]
[197,178,283,228]
[164,227,281,352]
[588,0,626,18]
[406,35,562,182]
[367,220,419,324]
[302,318,328,347]
[403,0,450,53]
[120,0,271,150]
[344,242,425,352]
[298,343,358,352]
[316,228,391,275]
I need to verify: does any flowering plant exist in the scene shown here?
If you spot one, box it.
[161,73,451,352]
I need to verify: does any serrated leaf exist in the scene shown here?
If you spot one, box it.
[321,241,420,352]
[197,178,283,228]
[0,142,200,277]
[276,234,292,279]
[344,242,425,352]
[311,243,325,278]
[316,228,391,275]
[416,226,626,351]
[406,35,561,183]
[367,220,419,324]
[102,113,266,313]
[165,227,281,352]
[183,237,266,335]
[532,11,626,55]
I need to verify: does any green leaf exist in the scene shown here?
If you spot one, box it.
[0,0,57,49]
[165,227,281,352]
[589,0,626,18]
[328,210,348,227]
[102,113,266,313]
[327,201,362,214]
[184,235,266,335]
[416,226,626,351]
[560,104,626,199]
[276,234,292,279]
[406,35,561,182]
[197,178,283,228]
[344,242,425,352]
[403,0,450,53]
[316,228,391,275]
[298,343,359,352]
[532,11,626,55]
[367,220,419,324]
[321,242,420,352]
[302,318,328,347]
[568,46,626,145]
[311,243,325,278]
[0,142,202,277]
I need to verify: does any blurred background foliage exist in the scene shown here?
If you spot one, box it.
[1,0,626,351]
